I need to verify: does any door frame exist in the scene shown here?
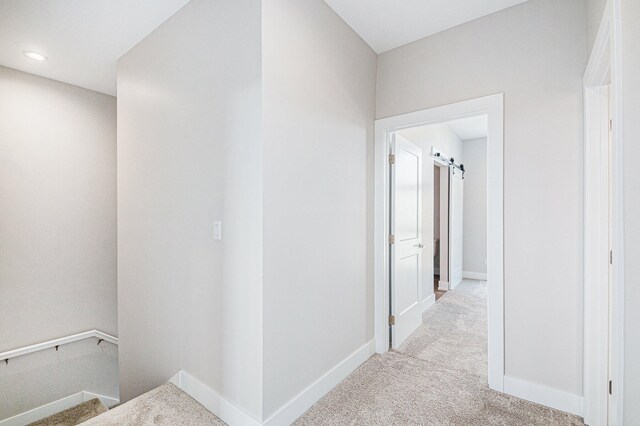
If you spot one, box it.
[373,93,505,392]
[447,165,464,291]
[433,158,450,290]
[583,1,625,424]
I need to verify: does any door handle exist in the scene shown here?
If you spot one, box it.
[415,243,425,249]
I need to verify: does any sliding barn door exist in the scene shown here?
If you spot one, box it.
[390,134,424,348]
[449,168,464,289]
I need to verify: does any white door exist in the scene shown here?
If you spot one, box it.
[390,134,423,348]
[449,168,464,289]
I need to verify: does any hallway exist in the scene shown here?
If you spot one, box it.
[296,280,584,425]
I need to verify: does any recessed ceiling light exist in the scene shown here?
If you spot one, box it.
[22,50,47,62]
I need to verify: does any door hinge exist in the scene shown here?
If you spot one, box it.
[609,380,613,395]
[389,154,396,165]
[610,250,613,264]
[388,234,395,245]
[610,119,613,131]
[388,315,396,326]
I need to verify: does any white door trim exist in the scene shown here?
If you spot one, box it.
[374,93,504,392]
[583,1,625,425]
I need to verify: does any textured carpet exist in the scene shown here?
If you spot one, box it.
[82,383,225,425]
[296,280,585,425]
[399,279,489,378]
[29,398,107,426]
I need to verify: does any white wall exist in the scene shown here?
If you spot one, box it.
[399,124,463,297]
[621,0,640,421]
[377,0,586,396]
[262,0,376,417]
[462,138,487,275]
[117,0,263,418]
[586,0,607,54]
[0,66,117,351]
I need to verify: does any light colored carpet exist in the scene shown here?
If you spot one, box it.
[29,398,107,426]
[399,279,489,378]
[82,383,225,425]
[296,280,585,425]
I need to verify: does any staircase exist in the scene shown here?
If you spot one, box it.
[27,399,108,426]
[82,383,225,425]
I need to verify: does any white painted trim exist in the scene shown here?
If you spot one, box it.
[438,280,449,291]
[170,339,376,426]
[449,278,463,290]
[462,271,487,280]
[0,330,118,361]
[421,293,436,312]
[583,83,610,426]
[374,94,504,393]
[0,391,120,426]
[83,391,119,408]
[169,371,261,426]
[582,1,625,425]
[0,393,85,426]
[609,3,625,425]
[263,339,376,426]
[503,376,583,417]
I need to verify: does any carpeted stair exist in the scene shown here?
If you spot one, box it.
[82,383,225,425]
[28,398,108,426]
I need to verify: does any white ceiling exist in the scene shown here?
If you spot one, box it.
[0,0,190,96]
[322,0,529,53]
[446,115,488,141]
[400,115,488,144]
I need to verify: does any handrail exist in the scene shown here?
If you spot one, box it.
[0,330,118,362]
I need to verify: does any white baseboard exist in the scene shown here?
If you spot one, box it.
[422,294,436,311]
[263,339,376,426]
[171,339,376,426]
[438,280,449,291]
[0,391,119,426]
[83,391,119,408]
[462,271,487,280]
[503,376,583,417]
[169,371,261,426]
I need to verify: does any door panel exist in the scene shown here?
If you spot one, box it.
[396,253,420,314]
[390,134,423,348]
[395,149,420,240]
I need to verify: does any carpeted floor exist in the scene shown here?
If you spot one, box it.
[29,398,107,426]
[296,280,585,425]
[82,383,225,425]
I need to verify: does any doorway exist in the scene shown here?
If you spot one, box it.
[374,93,504,392]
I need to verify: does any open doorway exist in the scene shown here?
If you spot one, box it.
[374,94,504,392]
[394,115,486,303]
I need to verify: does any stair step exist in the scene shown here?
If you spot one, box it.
[83,383,225,425]
[27,398,108,426]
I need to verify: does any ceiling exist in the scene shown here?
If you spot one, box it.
[400,115,488,144]
[446,115,488,141]
[0,0,528,95]
[322,0,528,53]
[0,0,190,96]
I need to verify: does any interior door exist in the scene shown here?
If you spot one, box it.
[449,168,464,289]
[390,134,423,348]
